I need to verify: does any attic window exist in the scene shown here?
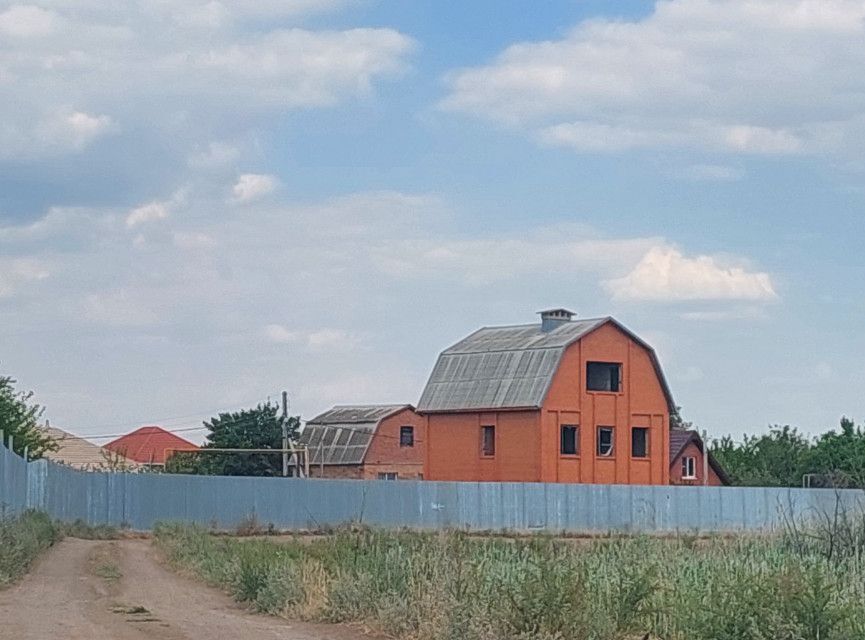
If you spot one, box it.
[399,426,414,447]
[587,362,621,392]
[682,456,697,479]
[560,425,578,455]
[597,426,614,457]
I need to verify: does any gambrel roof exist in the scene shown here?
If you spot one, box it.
[299,404,411,466]
[417,316,675,413]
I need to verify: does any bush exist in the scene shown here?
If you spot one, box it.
[0,511,61,587]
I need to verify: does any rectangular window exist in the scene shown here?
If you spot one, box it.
[560,425,579,455]
[586,362,621,392]
[481,425,496,457]
[597,426,614,457]
[682,456,697,479]
[631,427,649,458]
[377,472,398,481]
[399,426,414,447]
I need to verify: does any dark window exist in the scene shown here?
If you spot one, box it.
[560,425,578,455]
[378,472,398,481]
[597,426,614,457]
[586,362,621,392]
[399,426,414,447]
[682,456,697,479]
[631,427,649,458]
[481,425,496,457]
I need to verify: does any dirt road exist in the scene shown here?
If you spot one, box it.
[0,538,367,640]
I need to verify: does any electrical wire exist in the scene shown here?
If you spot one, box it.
[71,412,421,445]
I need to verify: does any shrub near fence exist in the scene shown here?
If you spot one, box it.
[4,444,865,533]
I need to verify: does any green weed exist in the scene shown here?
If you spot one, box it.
[155,524,865,640]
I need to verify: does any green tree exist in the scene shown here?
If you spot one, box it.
[711,425,812,487]
[0,374,56,459]
[166,402,300,476]
[808,417,865,487]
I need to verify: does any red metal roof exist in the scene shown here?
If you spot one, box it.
[104,426,198,465]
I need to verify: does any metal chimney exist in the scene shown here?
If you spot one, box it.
[538,308,575,332]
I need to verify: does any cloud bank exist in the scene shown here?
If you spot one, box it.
[442,0,865,157]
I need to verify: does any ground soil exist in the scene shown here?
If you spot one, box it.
[0,538,371,640]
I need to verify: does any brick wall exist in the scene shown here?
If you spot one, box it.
[307,464,363,479]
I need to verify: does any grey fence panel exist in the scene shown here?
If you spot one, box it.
[5,447,865,532]
[0,447,27,516]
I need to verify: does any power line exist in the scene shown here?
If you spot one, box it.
[78,415,421,445]
[61,397,284,433]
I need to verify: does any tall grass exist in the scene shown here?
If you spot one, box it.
[155,524,865,640]
[0,511,61,587]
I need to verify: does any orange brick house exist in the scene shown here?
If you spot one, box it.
[418,309,675,485]
[300,405,425,480]
[669,429,730,486]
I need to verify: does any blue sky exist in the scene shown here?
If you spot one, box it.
[2,0,864,443]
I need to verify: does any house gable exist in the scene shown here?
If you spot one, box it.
[418,316,674,414]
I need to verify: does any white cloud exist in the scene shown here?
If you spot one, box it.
[264,324,300,344]
[0,258,49,298]
[264,324,361,352]
[81,290,161,327]
[126,202,169,227]
[0,6,414,160]
[172,231,216,249]
[815,362,834,380]
[6,109,116,158]
[187,141,240,169]
[442,0,865,157]
[605,247,777,302]
[231,173,277,203]
[163,0,352,26]
[306,328,359,352]
[373,233,658,286]
[0,5,57,38]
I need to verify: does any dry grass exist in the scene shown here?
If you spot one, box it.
[155,522,865,640]
[0,511,61,588]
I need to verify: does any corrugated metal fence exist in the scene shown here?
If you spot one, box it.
[2,445,864,532]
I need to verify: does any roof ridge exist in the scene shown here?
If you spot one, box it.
[331,403,408,408]
[475,317,609,331]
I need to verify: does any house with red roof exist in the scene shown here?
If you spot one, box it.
[669,429,730,486]
[104,426,199,468]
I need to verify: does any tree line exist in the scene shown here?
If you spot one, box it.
[710,418,865,488]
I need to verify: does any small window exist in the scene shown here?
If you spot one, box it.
[597,426,614,457]
[481,425,496,457]
[399,426,414,447]
[586,362,621,392]
[682,456,697,479]
[631,427,649,458]
[560,425,578,455]
[378,472,398,481]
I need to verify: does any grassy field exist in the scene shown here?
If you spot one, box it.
[155,523,865,640]
[0,511,61,588]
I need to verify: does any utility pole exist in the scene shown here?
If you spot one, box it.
[282,390,289,478]
[702,429,709,487]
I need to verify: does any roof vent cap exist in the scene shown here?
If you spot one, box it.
[538,308,575,332]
